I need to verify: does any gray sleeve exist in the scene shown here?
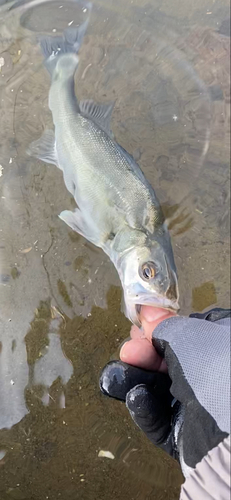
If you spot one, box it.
[154,316,230,433]
[180,435,231,500]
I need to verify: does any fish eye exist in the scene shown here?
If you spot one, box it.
[139,262,156,281]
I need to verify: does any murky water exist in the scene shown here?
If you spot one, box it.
[0,0,230,498]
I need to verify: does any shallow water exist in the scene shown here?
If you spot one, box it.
[0,0,230,498]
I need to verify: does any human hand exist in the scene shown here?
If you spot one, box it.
[100,306,230,475]
[120,306,175,372]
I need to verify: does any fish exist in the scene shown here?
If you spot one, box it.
[27,12,179,325]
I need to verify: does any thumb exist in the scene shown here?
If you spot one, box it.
[140,307,177,343]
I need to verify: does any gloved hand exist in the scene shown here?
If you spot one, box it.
[99,307,230,476]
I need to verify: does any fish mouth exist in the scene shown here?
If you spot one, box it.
[137,292,179,310]
[124,293,180,325]
[135,300,179,316]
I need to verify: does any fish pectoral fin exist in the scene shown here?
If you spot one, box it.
[59,208,97,244]
[27,129,59,167]
[59,209,85,234]
[79,99,115,138]
[59,209,112,248]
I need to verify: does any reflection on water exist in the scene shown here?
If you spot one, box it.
[0,327,29,430]
[0,0,230,498]
[0,288,182,499]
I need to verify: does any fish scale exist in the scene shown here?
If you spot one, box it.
[56,109,155,232]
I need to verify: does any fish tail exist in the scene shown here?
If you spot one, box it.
[39,3,92,75]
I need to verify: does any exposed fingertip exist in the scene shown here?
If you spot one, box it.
[120,341,130,361]
[140,306,176,323]
[120,338,163,371]
[139,307,178,344]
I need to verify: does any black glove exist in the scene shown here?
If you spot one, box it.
[99,308,231,475]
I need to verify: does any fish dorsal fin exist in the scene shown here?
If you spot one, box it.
[79,99,115,138]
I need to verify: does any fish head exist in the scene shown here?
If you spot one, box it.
[119,230,179,325]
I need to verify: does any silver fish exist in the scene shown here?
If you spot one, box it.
[28,17,179,325]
